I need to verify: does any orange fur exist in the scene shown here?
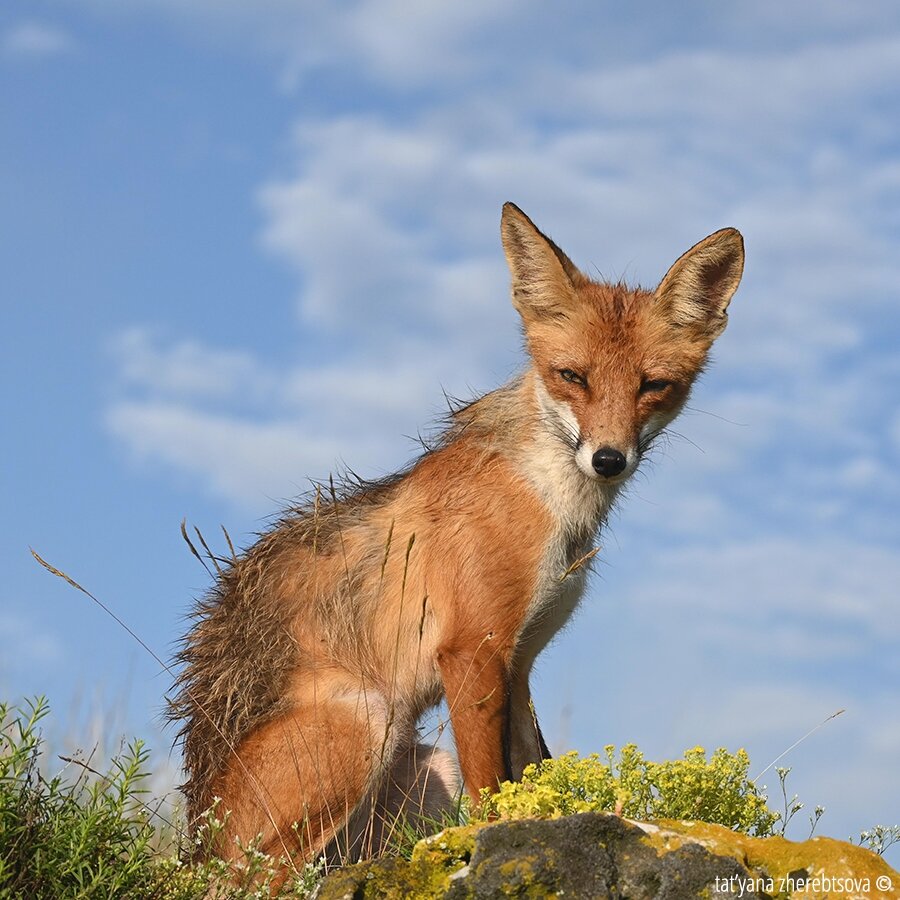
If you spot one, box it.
[170,203,744,879]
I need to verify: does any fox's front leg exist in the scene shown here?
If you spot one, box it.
[437,631,513,802]
[506,668,551,779]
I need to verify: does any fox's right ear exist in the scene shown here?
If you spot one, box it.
[501,202,586,323]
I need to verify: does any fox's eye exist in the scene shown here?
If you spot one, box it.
[640,378,673,395]
[559,368,587,387]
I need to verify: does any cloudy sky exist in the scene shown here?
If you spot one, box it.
[2,1,898,857]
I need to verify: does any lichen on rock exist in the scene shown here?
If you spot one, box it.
[637,818,900,899]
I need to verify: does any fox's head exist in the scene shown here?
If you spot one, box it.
[501,202,744,484]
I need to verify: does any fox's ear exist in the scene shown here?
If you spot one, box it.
[655,228,744,339]
[501,202,586,322]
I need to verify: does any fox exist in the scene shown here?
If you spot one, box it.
[170,202,744,877]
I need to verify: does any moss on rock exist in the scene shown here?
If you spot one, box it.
[316,814,899,899]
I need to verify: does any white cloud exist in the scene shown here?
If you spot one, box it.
[564,39,900,131]
[110,328,276,405]
[104,340,484,510]
[316,0,519,87]
[256,117,517,347]
[68,0,519,89]
[107,400,341,508]
[599,534,900,706]
[2,22,73,60]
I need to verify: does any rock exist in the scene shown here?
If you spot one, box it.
[315,813,899,899]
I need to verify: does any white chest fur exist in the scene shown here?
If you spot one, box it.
[514,530,592,673]
[514,380,619,673]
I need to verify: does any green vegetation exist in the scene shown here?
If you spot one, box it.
[0,698,322,899]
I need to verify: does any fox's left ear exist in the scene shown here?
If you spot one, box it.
[655,228,744,340]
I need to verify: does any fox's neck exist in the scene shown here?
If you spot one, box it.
[513,370,617,541]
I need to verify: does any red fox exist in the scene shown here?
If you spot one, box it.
[170,203,744,874]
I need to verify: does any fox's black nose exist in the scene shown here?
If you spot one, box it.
[592,447,627,478]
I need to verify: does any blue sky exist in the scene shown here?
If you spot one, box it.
[2,1,898,858]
